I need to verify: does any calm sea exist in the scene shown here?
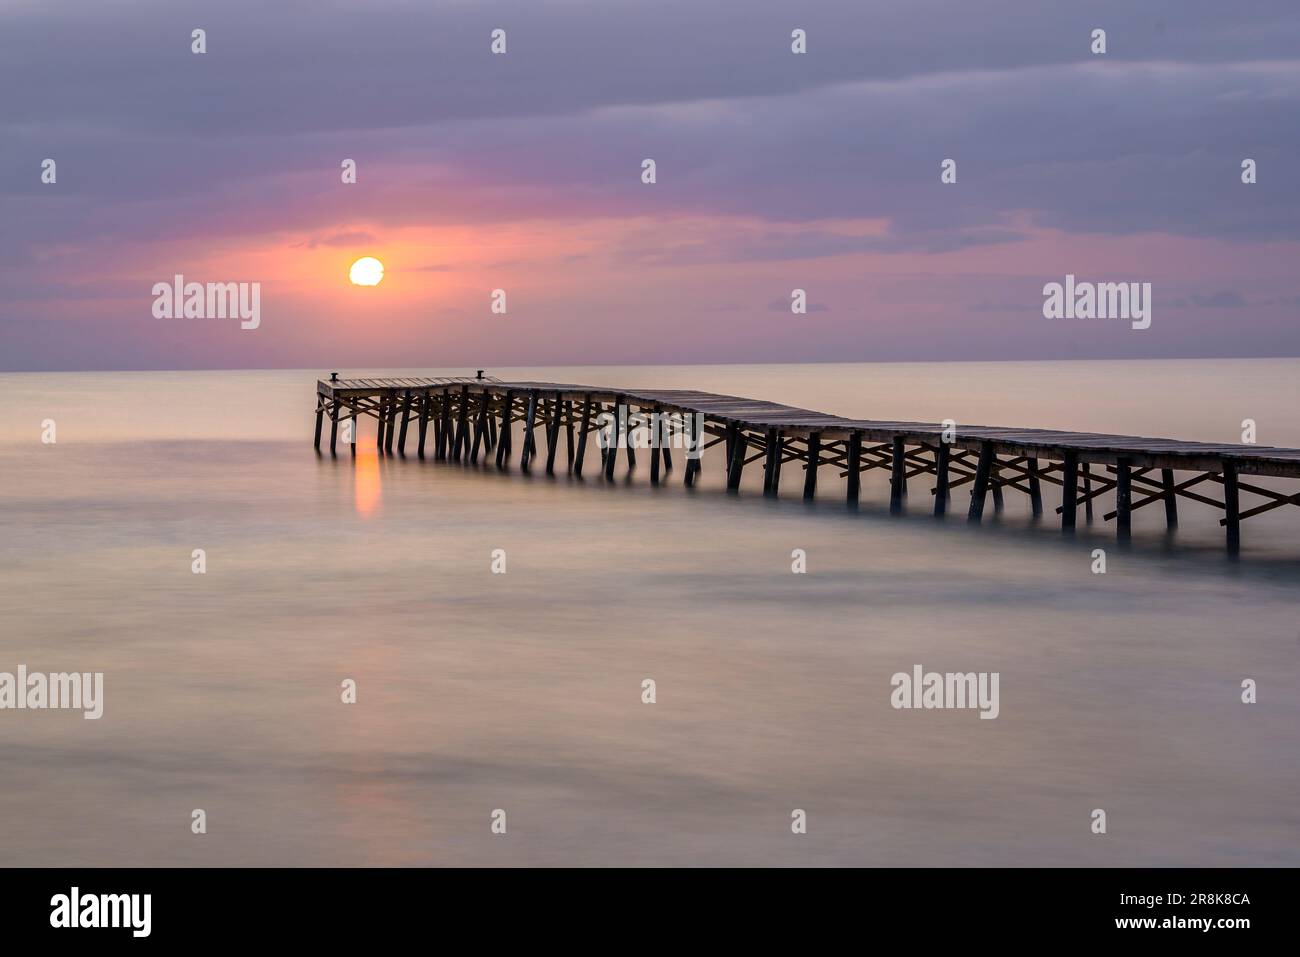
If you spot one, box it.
[1,360,1297,866]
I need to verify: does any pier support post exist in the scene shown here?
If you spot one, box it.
[397,391,412,455]
[329,399,340,455]
[661,413,672,472]
[846,432,861,505]
[1028,458,1042,516]
[763,428,780,496]
[471,393,490,463]
[437,390,451,460]
[890,436,907,513]
[454,387,470,461]
[650,406,662,485]
[496,391,514,467]
[1161,468,1178,528]
[565,400,575,470]
[934,443,951,516]
[684,414,701,487]
[604,400,620,480]
[574,395,592,476]
[968,441,995,521]
[1061,451,1079,529]
[625,403,637,470]
[1115,458,1132,541]
[990,463,1004,512]
[521,391,539,467]
[803,433,821,500]
[350,412,357,457]
[1082,463,1094,522]
[545,398,562,474]
[376,396,387,451]
[1222,461,1240,555]
[417,395,429,459]
[314,404,324,450]
[385,396,398,455]
[726,429,748,491]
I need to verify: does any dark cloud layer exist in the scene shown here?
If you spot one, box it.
[2,0,1298,369]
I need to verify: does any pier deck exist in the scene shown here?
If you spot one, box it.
[314,375,1300,554]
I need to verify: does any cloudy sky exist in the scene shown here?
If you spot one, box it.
[2,0,1298,370]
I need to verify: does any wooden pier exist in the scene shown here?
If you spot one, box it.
[315,374,1300,554]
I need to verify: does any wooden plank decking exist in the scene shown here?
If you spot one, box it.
[314,375,1300,554]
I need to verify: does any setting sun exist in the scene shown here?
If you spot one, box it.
[349,256,384,286]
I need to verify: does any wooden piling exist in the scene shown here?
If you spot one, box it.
[1028,457,1042,516]
[726,429,748,491]
[890,436,907,513]
[417,394,429,459]
[650,405,662,485]
[521,391,539,467]
[684,412,700,487]
[314,405,324,450]
[329,399,340,455]
[803,433,821,500]
[1161,468,1178,527]
[1082,463,1094,522]
[496,391,514,467]
[545,398,562,474]
[934,443,951,516]
[763,428,780,495]
[846,432,861,505]
[968,442,994,521]
[1116,457,1132,540]
[436,391,450,460]
[625,403,637,470]
[565,400,575,471]
[1061,451,1079,529]
[604,400,619,480]
[385,396,398,455]
[376,396,387,451]
[1223,460,1240,554]
[397,391,412,455]
[574,395,592,476]
[471,393,489,463]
